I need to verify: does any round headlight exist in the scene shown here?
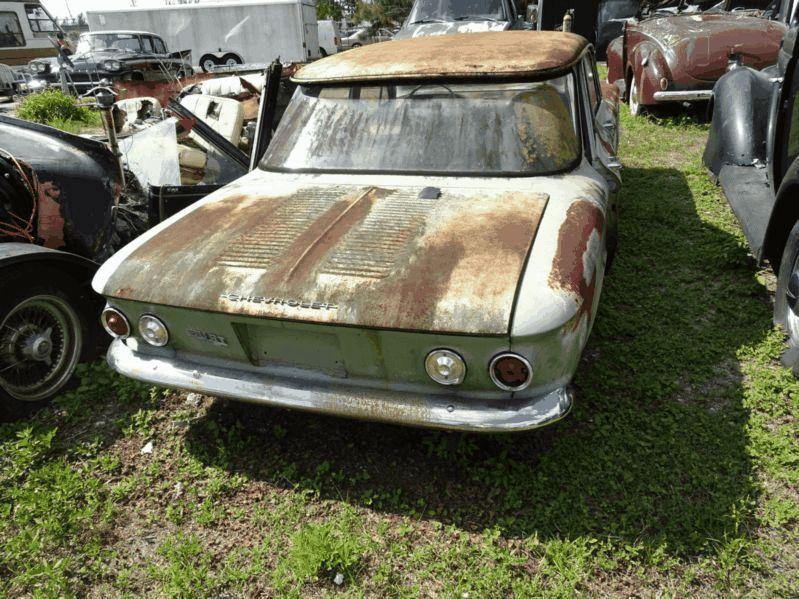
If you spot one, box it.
[489,353,533,391]
[33,61,48,73]
[103,59,122,72]
[424,349,466,386]
[138,314,169,347]
[101,306,130,338]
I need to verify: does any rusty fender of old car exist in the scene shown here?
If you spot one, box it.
[606,5,787,115]
[92,31,622,432]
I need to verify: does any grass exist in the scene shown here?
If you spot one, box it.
[1,105,798,596]
[16,89,103,134]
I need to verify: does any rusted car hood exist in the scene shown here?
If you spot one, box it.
[96,175,549,335]
[636,13,786,81]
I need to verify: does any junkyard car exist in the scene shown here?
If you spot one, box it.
[703,9,799,371]
[29,30,192,93]
[395,0,530,39]
[606,0,787,115]
[92,31,622,432]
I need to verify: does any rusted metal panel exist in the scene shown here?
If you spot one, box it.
[99,180,549,335]
[292,31,588,84]
[548,200,605,330]
[113,73,214,108]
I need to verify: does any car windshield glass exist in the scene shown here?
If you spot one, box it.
[407,0,507,23]
[262,77,580,176]
[76,33,142,54]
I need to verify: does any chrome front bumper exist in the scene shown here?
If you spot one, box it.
[107,340,573,432]
[653,89,713,102]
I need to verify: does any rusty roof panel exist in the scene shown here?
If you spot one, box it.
[101,183,549,335]
[293,31,588,84]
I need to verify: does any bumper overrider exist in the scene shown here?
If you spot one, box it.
[107,339,573,432]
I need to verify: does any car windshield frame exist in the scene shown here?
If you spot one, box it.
[261,73,583,178]
[407,0,508,24]
[76,33,144,54]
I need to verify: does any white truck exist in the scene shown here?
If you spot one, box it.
[86,0,320,72]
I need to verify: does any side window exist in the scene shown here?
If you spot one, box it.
[153,37,167,54]
[0,12,24,47]
[24,4,56,36]
[141,36,155,53]
[583,53,600,113]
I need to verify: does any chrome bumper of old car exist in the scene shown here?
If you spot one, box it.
[107,339,573,432]
[653,89,713,102]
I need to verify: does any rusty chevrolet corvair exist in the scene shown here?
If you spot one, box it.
[92,31,622,432]
[606,0,787,115]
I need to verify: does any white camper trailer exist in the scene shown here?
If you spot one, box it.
[0,1,59,66]
[87,0,320,72]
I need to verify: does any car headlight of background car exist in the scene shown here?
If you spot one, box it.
[103,59,122,72]
[31,61,49,74]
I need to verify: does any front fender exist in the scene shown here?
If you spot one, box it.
[702,66,776,177]
[0,242,99,286]
[631,42,670,106]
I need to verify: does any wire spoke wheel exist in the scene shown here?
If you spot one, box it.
[0,294,82,402]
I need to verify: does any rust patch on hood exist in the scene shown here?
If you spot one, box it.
[102,184,549,335]
[548,200,605,330]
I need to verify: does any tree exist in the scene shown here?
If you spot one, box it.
[354,0,412,28]
[317,0,343,20]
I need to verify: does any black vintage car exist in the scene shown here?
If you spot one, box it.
[703,2,799,369]
[29,31,192,93]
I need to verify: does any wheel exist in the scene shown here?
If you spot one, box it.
[351,43,362,48]
[199,54,219,73]
[319,47,328,57]
[0,268,95,421]
[221,53,242,68]
[775,221,799,375]
[629,74,642,117]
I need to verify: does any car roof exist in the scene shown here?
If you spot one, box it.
[83,30,159,36]
[293,31,588,84]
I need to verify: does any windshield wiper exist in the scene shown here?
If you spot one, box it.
[453,15,501,21]
[409,18,447,24]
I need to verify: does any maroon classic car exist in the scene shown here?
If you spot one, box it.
[607,4,787,115]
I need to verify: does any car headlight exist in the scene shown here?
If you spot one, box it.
[138,314,169,347]
[489,353,533,391]
[32,61,48,74]
[424,349,466,386]
[103,59,122,72]
[101,306,131,339]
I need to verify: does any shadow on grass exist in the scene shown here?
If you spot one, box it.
[185,166,772,558]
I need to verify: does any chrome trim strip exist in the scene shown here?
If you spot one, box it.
[653,89,713,102]
[107,339,573,432]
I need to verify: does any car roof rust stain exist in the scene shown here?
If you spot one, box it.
[102,185,549,335]
[548,200,605,330]
[293,31,588,84]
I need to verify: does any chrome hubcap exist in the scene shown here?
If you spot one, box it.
[630,78,640,115]
[0,295,81,402]
[786,259,799,346]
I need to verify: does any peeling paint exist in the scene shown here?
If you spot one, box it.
[548,200,605,329]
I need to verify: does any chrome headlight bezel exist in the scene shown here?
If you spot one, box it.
[103,59,122,72]
[489,352,533,392]
[424,348,467,386]
[138,314,170,347]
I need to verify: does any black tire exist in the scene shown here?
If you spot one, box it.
[221,53,242,67]
[319,47,328,57]
[351,43,362,48]
[775,220,799,375]
[199,54,219,73]
[0,267,96,421]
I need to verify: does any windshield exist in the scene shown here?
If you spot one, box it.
[406,0,507,23]
[76,33,143,54]
[262,77,579,176]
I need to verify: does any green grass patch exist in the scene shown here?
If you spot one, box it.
[16,89,102,132]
